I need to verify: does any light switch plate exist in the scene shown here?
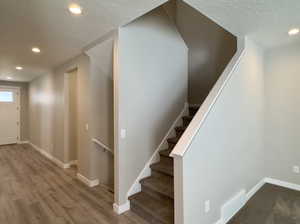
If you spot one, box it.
[121,129,126,139]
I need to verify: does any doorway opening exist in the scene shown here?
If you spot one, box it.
[64,69,79,166]
[0,86,20,145]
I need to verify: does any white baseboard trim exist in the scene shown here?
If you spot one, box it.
[221,190,246,224]
[264,177,300,191]
[246,178,265,201]
[17,140,29,144]
[127,103,189,197]
[215,219,224,224]
[77,173,99,187]
[215,177,300,224]
[113,201,130,214]
[29,142,69,169]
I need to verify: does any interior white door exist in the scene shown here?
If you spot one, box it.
[0,87,20,145]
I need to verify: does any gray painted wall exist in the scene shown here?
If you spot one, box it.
[175,0,237,105]
[0,81,29,141]
[265,41,300,185]
[29,73,56,156]
[29,55,91,177]
[86,35,115,189]
[182,39,265,224]
[115,7,188,205]
[29,43,114,188]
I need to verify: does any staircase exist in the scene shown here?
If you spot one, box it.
[129,105,199,224]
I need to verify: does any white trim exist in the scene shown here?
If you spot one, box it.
[77,173,100,187]
[17,140,29,144]
[264,177,300,191]
[29,142,70,169]
[63,160,78,169]
[171,37,246,158]
[174,156,184,224]
[113,32,121,207]
[92,138,114,154]
[221,190,246,224]
[214,177,300,224]
[113,201,130,214]
[246,178,265,200]
[127,103,189,197]
[215,219,224,224]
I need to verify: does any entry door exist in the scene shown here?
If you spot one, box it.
[0,87,20,145]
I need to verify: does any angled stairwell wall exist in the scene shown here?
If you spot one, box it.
[175,0,237,105]
[171,38,265,224]
[163,0,237,106]
[114,7,188,209]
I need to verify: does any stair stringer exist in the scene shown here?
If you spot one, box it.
[127,102,189,198]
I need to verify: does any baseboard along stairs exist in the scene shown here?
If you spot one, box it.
[129,105,199,224]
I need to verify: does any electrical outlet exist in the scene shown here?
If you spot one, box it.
[293,166,300,173]
[205,200,210,213]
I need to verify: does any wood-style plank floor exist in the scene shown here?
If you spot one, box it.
[0,144,148,224]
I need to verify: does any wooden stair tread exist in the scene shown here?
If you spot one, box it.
[182,115,193,121]
[189,105,200,110]
[160,149,172,157]
[167,136,180,144]
[189,106,200,116]
[151,161,173,176]
[129,105,199,223]
[130,192,174,224]
[141,176,174,199]
[175,126,186,132]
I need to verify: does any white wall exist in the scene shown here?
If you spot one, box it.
[264,41,300,185]
[181,39,265,224]
[115,7,188,205]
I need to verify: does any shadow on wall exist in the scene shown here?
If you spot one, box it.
[174,0,237,105]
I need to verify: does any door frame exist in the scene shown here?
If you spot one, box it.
[63,68,78,164]
[0,86,21,144]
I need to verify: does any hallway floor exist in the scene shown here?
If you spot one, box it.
[0,144,148,224]
[229,184,300,224]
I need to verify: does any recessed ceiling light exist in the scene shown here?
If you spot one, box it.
[6,76,12,80]
[288,28,299,36]
[32,47,41,53]
[16,66,23,70]
[69,4,82,15]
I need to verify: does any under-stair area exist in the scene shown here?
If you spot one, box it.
[129,105,199,224]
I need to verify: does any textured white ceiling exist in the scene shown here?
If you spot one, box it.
[184,0,300,49]
[0,0,166,82]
